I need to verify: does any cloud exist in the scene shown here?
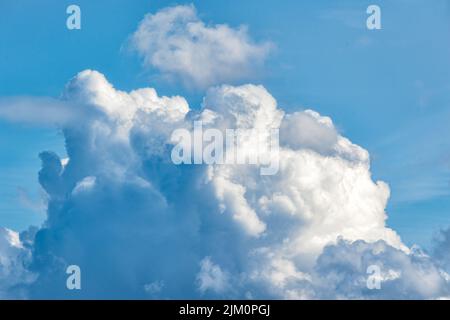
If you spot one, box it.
[0,228,35,299]
[196,257,231,295]
[280,110,339,155]
[0,70,449,299]
[0,97,75,125]
[433,228,450,271]
[129,5,272,89]
[312,239,449,299]
[320,8,366,30]
[16,187,47,214]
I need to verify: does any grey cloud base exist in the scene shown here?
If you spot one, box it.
[0,70,450,299]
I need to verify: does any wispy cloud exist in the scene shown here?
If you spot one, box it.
[0,96,74,126]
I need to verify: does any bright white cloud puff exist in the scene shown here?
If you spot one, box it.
[130,5,272,89]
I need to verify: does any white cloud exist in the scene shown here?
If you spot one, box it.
[72,176,96,195]
[16,187,47,214]
[200,84,405,270]
[280,110,338,154]
[0,70,449,299]
[0,228,35,299]
[144,280,164,296]
[129,5,272,89]
[311,239,449,299]
[0,96,75,125]
[196,257,230,295]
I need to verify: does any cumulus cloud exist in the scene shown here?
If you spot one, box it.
[129,5,272,89]
[0,70,449,299]
[312,239,449,299]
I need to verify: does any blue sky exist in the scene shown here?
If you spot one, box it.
[1,0,450,250]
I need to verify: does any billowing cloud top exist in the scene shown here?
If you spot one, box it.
[1,70,449,299]
[129,5,272,89]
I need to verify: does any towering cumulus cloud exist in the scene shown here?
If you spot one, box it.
[1,70,449,299]
[130,5,272,89]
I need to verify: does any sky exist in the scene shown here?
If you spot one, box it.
[0,0,450,299]
[1,0,450,247]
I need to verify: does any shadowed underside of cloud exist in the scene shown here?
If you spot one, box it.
[1,70,449,299]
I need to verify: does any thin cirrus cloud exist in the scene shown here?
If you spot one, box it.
[129,4,273,89]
